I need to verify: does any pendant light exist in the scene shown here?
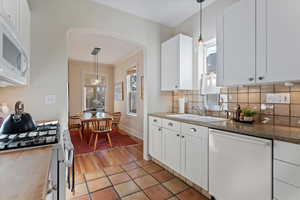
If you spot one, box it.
[197,0,205,44]
[91,47,101,85]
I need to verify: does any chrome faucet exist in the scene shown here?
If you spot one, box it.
[192,105,208,116]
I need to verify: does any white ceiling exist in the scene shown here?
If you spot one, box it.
[68,31,140,64]
[92,0,216,27]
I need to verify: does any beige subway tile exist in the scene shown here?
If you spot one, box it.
[291,83,300,92]
[249,86,261,93]
[249,93,260,103]
[274,116,290,126]
[275,84,290,92]
[291,105,300,117]
[274,104,290,116]
[228,87,238,93]
[291,92,300,104]
[261,104,274,115]
[238,93,248,103]
[290,117,300,127]
[228,93,237,103]
[220,87,228,94]
[238,86,248,93]
[261,85,274,93]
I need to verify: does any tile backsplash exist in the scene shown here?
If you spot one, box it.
[172,83,300,127]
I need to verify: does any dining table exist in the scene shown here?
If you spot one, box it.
[80,112,113,142]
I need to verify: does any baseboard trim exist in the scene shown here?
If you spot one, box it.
[119,124,143,140]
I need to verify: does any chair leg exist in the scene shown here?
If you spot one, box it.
[107,133,112,148]
[79,127,83,142]
[89,133,94,146]
[94,134,98,152]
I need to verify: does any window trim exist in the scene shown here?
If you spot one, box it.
[81,72,108,111]
[126,68,137,116]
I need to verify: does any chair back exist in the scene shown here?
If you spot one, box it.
[112,112,121,124]
[69,115,81,130]
[90,118,112,133]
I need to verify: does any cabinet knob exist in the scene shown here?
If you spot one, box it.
[168,122,173,127]
[177,134,180,137]
[181,135,185,138]
[248,77,254,81]
[175,85,178,89]
[153,119,157,122]
[158,128,162,131]
[258,76,264,81]
[190,128,197,132]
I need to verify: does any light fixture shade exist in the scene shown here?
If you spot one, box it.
[197,0,205,45]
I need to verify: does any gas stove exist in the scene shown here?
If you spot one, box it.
[0,120,60,151]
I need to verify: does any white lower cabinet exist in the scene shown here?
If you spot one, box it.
[274,140,300,200]
[182,123,208,190]
[209,129,272,200]
[149,117,209,191]
[163,128,181,173]
[149,123,163,161]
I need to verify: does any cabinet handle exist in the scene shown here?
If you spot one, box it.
[248,77,254,81]
[153,119,157,122]
[181,135,185,138]
[258,76,264,81]
[158,128,162,131]
[190,128,197,132]
[175,85,179,89]
[168,122,173,127]
[176,134,180,137]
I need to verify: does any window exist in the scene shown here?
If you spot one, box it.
[199,39,220,94]
[83,74,106,112]
[126,67,137,115]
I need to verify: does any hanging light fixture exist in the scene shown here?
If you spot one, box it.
[91,47,101,85]
[197,0,205,44]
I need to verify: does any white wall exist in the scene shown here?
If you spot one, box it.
[0,0,174,137]
[114,50,144,139]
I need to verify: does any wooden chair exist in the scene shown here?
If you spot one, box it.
[89,118,113,151]
[69,115,83,141]
[111,112,121,132]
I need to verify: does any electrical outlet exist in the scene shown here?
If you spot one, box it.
[45,95,56,105]
[266,93,290,104]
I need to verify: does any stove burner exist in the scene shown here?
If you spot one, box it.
[0,121,60,151]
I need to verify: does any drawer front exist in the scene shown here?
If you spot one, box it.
[181,123,208,138]
[162,119,180,132]
[149,116,162,127]
[274,179,300,200]
[274,140,300,165]
[274,160,300,187]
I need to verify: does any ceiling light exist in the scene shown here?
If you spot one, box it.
[197,0,205,44]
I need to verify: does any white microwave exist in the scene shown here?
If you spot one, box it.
[0,18,29,86]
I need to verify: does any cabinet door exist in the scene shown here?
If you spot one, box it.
[221,0,256,86]
[209,130,272,200]
[19,0,30,55]
[163,128,181,172]
[184,134,208,190]
[2,0,19,30]
[161,36,179,91]
[149,124,163,162]
[257,0,300,83]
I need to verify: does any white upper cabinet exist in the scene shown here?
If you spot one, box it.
[161,34,193,91]
[218,0,300,86]
[219,0,256,86]
[19,0,30,55]
[257,0,300,83]
[1,0,19,31]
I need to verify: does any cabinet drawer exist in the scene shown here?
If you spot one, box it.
[162,119,180,132]
[274,179,300,200]
[149,116,162,127]
[274,160,300,187]
[274,140,300,165]
[181,123,208,138]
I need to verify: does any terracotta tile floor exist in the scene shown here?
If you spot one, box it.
[68,143,208,200]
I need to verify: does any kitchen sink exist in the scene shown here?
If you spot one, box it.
[166,114,227,123]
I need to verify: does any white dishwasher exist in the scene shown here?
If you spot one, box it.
[209,129,272,200]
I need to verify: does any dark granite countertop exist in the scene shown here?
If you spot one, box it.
[149,113,300,145]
